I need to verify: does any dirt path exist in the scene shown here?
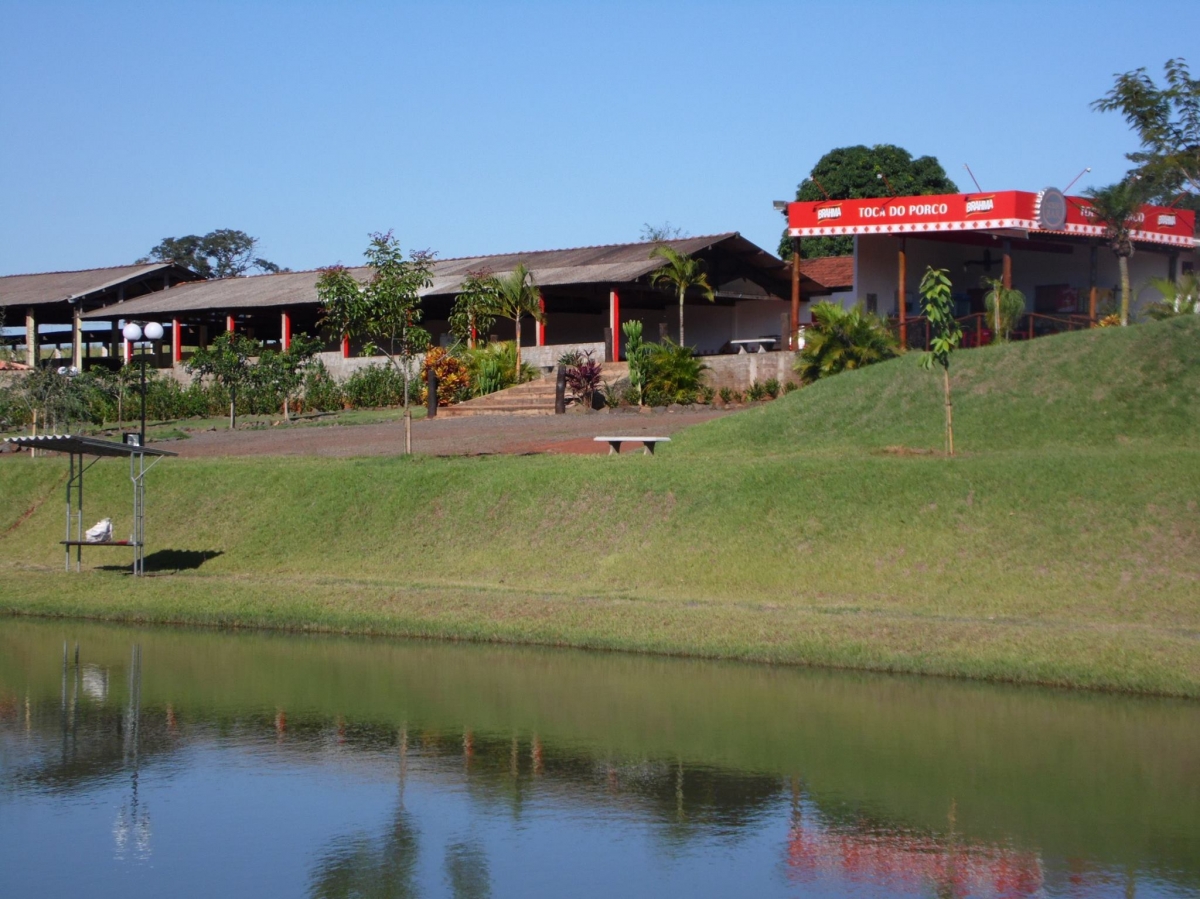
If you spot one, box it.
[166,409,731,458]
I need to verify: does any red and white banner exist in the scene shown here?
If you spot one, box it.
[788,190,1196,248]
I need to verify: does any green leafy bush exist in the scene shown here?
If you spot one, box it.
[718,387,740,404]
[763,378,781,399]
[460,342,537,397]
[746,382,768,401]
[645,339,706,403]
[300,361,345,412]
[344,364,407,408]
[795,301,899,384]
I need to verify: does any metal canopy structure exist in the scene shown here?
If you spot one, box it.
[4,435,176,576]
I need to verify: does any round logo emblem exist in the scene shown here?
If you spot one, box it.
[1037,188,1067,230]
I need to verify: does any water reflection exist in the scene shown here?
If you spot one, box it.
[1,619,1197,898]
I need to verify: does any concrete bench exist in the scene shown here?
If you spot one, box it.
[594,436,671,456]
[730,338,776,354]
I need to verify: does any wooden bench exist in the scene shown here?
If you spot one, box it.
[594,436,670,455]
[730,337,776,354]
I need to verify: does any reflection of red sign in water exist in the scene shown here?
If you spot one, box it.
[787,191,1196,248]
[785,815,1044,898]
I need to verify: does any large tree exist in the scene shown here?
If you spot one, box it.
[139,229,283,279]
[779,144,958,259]
[1093,58,1199,200]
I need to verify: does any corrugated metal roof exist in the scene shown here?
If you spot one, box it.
[4,435,177,457]
[85,233,786,319]
[0,263,198,308]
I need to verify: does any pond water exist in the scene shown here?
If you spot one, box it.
[1,618,1197,898]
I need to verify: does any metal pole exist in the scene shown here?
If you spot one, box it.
[790,237,802,349]
[898,238,908,348]
[140,351,147,447]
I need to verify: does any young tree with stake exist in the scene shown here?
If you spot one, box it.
[316,232,433,455]
[919,267,962,455]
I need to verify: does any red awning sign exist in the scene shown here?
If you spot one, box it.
[788,190,1196,248]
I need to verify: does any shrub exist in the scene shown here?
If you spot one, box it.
[645,339,706,403]
[420,347,471,406]
[344,364,407,408]
[622,321,650,406]
[697,386,715,405]
[565,350,605,409]
[763,378,781,399]
[557,349,584,368]
[795,301,899,384]
[300,361,345,412]
[746,381,768,401]
[718,387,739,404]
[460,342,538,397]
[783,380,800,394]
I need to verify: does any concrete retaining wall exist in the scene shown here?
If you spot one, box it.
[701,351,798,391]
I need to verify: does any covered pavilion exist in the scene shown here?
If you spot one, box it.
[785,189,1198,347]
[0,263,201,369]
[80,234,850,371]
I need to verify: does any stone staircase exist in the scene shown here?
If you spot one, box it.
[438,372,559,417]
[438,363,629,417]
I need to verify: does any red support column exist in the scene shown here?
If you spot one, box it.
[226,314,235,334]
[536,294,546,347]
[281,310,291,351]
[609,289,621,362]
[172,318,182,364]
[341,334,350,358]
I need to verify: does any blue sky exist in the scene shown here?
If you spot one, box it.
[1,0,1195,276]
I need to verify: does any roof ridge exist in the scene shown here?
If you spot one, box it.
[433,232,739,265]
[0,261,167,280]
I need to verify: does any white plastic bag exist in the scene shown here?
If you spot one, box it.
[85,518,113,543]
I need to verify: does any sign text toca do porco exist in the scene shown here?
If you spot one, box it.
[787,190,1196,248]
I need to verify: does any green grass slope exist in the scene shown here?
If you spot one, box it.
[2,319,1198,695]
[679,315,1200,455]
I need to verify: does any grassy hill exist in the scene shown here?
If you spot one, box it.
[3,318,1199,695]
[682,314,1200,455]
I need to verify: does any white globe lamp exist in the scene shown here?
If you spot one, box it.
[144,322,164,341]
[122,322,142,342]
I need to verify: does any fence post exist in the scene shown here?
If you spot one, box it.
[426,369,438,418]
[554,365,567,414]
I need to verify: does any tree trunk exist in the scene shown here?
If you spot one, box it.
[402,357,411,456]
[229,389,236,430]
[678,291,685,347]
[993,288,1001,339]
[943,367,954,456]
[514,316,522,381]
[1119,255,1131,326]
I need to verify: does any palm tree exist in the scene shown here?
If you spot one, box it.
[493,264,544,380]
[794,301,899,384]
[648,246,714,347]
[1084,182,1147,326]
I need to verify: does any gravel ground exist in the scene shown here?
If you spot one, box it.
[165,408,733,458]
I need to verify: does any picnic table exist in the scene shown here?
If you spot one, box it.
[730,338,776,354]
[594,436,671,455]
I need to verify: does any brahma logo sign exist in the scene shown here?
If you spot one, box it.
[964,196,995,216]
[1158,213,1178,228]
[816,204,843,222]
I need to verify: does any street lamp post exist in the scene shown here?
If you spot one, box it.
[122,321,164,446]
